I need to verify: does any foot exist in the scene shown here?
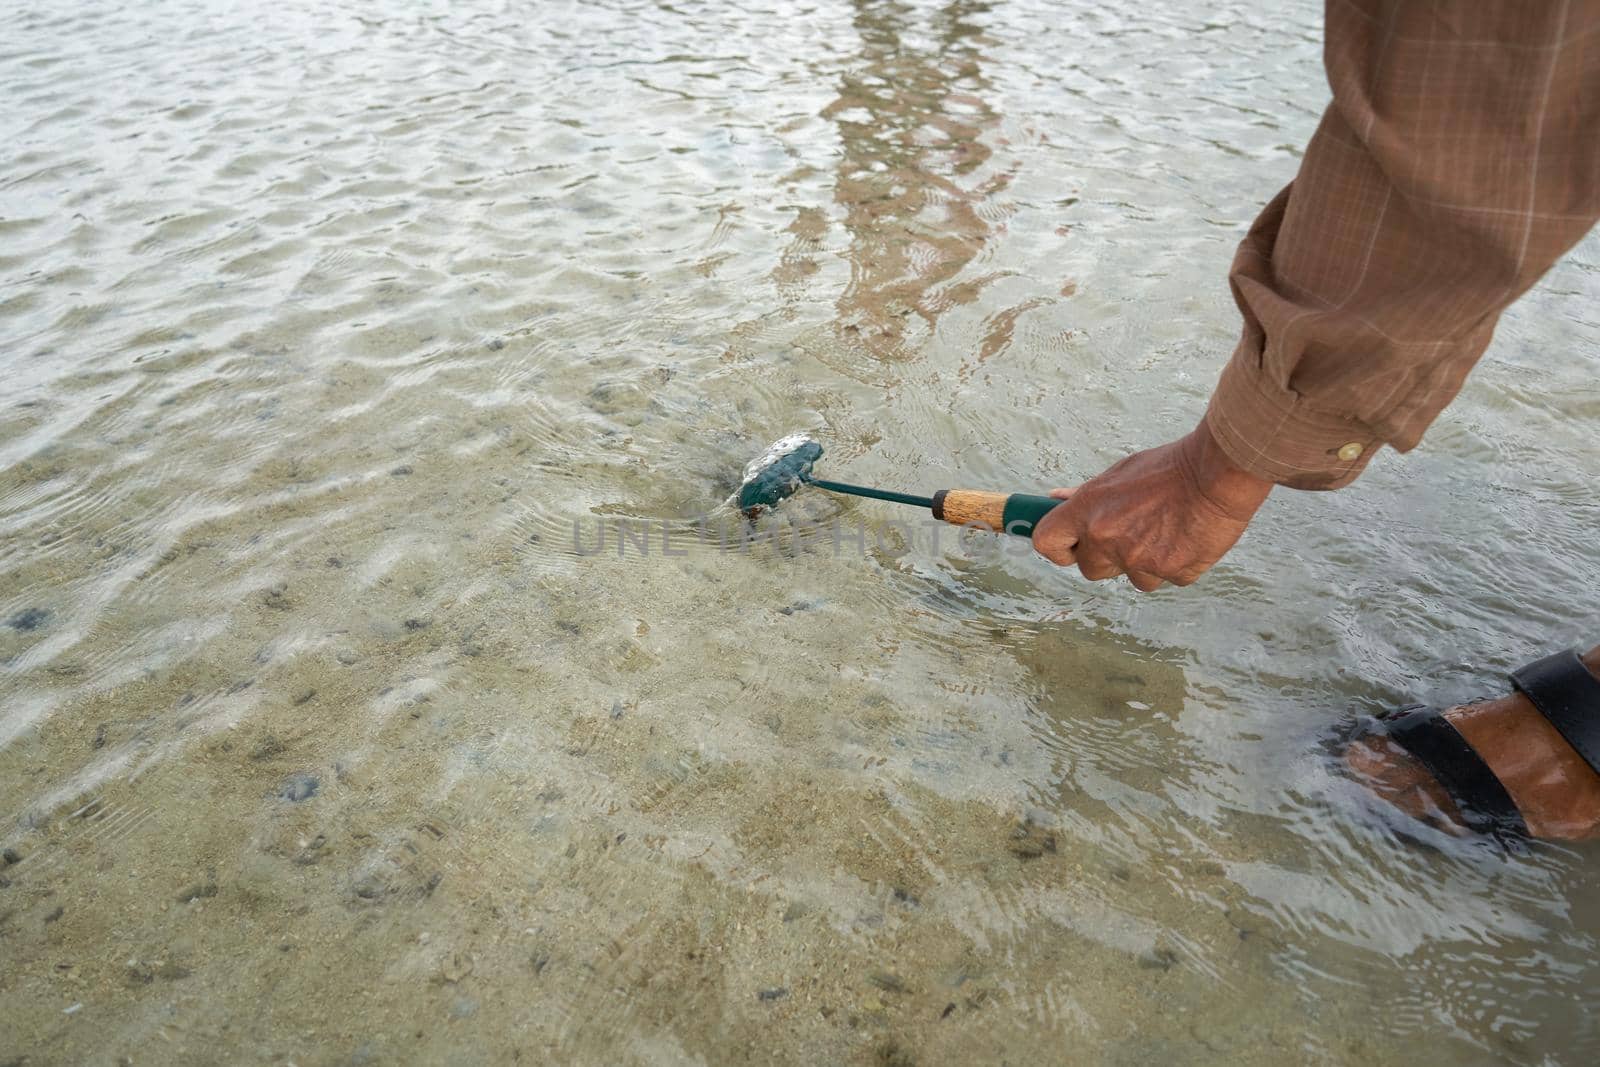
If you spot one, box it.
[1345,647,1600,840]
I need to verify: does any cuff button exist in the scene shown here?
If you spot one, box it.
[1337,442,1364,462]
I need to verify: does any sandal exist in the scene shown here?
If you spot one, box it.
[1352,649,1600,837]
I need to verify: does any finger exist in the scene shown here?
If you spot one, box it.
[1047,486,1080,501]
[1030,493,1082,567]
[1032,534,1078,568]
[1126,570,1164,592]
[1076,554,1122,582]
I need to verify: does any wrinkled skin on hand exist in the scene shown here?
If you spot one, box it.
[1031,422,1273,591]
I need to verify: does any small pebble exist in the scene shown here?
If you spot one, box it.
[5,607,50,631]
[176,882,218,903]
[1008,820,1056,860]
[1138,947,1179,971]
[3,847,22,866]
[867,971,907,994]
[352,876,386,900]
[293,835,327,866]
[391,465,414,476]
[279,773,319,802]
[442,951,474,983]
[758,987,788,1001]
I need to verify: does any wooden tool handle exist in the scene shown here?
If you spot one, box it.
[930,490,1061,537]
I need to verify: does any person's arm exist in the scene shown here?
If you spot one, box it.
[1035,0,1600,586]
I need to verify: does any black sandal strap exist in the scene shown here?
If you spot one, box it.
[1511,649,1600,779]
[1381,705,1527,835]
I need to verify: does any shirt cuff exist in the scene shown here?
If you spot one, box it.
[1204,339,1382,491]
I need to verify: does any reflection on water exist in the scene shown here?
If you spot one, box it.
[2,0,1599,1063]
[827,0,1014,370]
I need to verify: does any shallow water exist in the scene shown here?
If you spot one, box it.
[3,0,1599,1062]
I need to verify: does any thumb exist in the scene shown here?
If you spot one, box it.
[1047,485,1079,501]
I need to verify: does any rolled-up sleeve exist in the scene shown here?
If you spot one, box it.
[1206,0,1600,490]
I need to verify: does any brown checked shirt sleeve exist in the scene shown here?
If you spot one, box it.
[1205,0,1600,490]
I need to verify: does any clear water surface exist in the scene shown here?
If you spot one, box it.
[3,0,1598,1063]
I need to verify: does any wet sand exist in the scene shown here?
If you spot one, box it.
[3,0,1599,1063]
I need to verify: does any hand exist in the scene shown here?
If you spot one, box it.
[1031,421,1273,591]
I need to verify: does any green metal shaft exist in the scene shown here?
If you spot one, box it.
[803,476,934,510]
